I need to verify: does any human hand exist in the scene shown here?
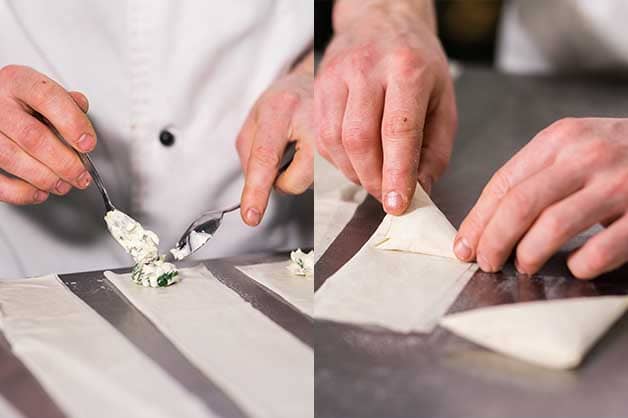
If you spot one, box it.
[0,65,94,205]
[455,117,628,279]
[237,53,314,226]
[315,0,456,215]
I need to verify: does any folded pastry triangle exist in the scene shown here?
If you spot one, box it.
[375,184,458,259]
[440,296,628,369]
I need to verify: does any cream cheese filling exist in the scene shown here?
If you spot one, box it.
[287,249,314,277]
[105,209,178,287]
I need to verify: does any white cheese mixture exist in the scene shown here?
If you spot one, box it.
[105,209,178,287]
[132,256,179,288]
[287,249,314,277]
[170,230,211,261]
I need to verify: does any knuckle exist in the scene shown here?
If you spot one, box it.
[31,171,58,191]
[318,123,340,147]
[539,210,566,240]
[383,165,413,185]
[267,91,300,114]
[342,125,373,155]
[18,122,47,151]
[251,144,281,168]
[56,153,83,179]
[0,64,25,83]
[0,143,19,172]
[488,169,513,200]
[0,187,28,205]
[390,47,424,76]
[580,138,612,167]
[461,211,484,237]
[505,188,533,224]
[29,77,58,107]
[347,45,376,74]
[540,118,583,145]
[382,111,420,139]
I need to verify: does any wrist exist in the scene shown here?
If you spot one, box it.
[333,0,436,34]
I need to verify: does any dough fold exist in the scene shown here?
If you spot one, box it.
[375,185,458,259]
[440,296,628,369]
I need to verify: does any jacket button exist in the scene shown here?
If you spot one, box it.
[159,129,175,146]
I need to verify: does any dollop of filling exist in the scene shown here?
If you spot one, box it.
[105,209,178,287]
[287,249,314,277]
[170,230,212,261]
[132,256,179,288]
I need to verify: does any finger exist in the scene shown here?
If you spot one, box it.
[455,133,559,262]
[341,77,384,199]
[276,100,314,194]
[0,172,48,205]
[567,214,628,279]
[314,77,358,183]
[69,91,89,113]
[7,67,97,152]
[417,83,457,194]
[0,103,91,189]
[235,109,258,176]
[275,141,314,194]
[380,75,426,215]
[516,179,626,275]
[240,102,292,226]
[475,164,586,273]
[0,131,71,195]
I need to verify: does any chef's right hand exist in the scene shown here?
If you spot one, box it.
[0,65,95,205]
[315,0,457,215]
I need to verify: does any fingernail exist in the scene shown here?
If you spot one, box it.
[55,180,72,194]
[77,133,95,152]
[77,171,92,188]
[245,208,261,226]
[384,191,404,213]
[34,190,48,203]
[514,258,525,274]
[477,254,495,273]
[454,237,472,261]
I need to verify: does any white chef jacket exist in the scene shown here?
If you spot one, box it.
[0,0,313,277]
[498,0,628,73]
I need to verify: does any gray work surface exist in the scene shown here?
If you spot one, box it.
[315,67,628,418]
[0,252,312,418]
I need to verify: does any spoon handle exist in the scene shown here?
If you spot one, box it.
[78,152,115,212]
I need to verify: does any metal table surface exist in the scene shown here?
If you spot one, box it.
[315,66,628,418]
[0,252,313,418]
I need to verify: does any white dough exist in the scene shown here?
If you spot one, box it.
[314,155,367,262]
[314,183,477,333]
[0,275,214,418]
[315,185,477,333]
[440,296,628,369]
[375,185,459,259]
[105,265,313,418]
[236,261,313,315]
[0,396,24,418]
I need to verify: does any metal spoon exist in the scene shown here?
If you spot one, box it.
[169,142,297,261]
[77,152,116,212]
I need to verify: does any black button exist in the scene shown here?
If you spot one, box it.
[159,129,175,146]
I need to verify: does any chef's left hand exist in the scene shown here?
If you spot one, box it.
[237,52,313,226]
[455,117,628,279]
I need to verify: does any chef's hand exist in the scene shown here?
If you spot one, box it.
[237,52,313,226]
[315,0,456,215]
[455,117,628,279]
[0,65,94,205]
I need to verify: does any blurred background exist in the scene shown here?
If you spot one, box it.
[315,0,503,64]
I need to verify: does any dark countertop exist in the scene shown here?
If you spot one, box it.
[315,66,628,418]
[0,252,312,418]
